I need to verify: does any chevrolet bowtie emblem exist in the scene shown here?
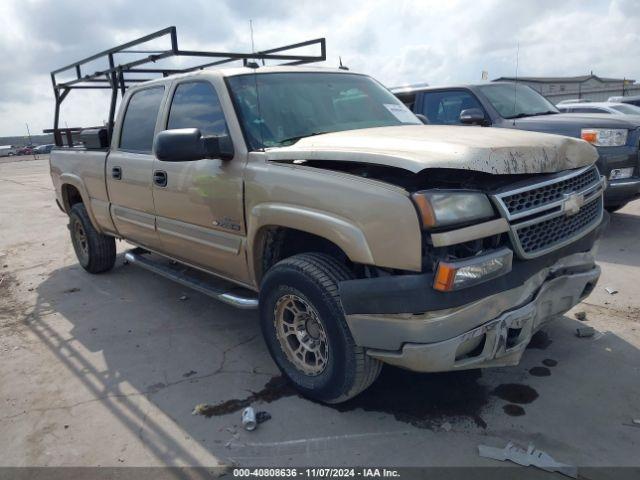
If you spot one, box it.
[563,192,585,216]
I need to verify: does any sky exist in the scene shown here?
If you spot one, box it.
[1,0,639,137]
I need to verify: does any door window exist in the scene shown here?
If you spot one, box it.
[119,86,165,152]
[420,90,484,124]
[168,82,229,136]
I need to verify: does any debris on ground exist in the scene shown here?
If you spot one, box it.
[192,403,213,416]
[439,421,452,432]
[242,406,257,431]
[256,411,272,424]
[179,294,188,301]
[575,326,595,338]
[605,287,618,295]
[182,370,197,378]
[574,311,587,321]
[225,432,239,448]
[478,442,577,478]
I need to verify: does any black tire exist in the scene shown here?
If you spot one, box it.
[259,253,382,403]
[69,203,116,273]
[605,203,626,213]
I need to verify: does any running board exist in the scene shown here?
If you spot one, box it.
[123,250,258,309]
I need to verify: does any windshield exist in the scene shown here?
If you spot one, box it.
[610,104,640,115]
[478,84,559,119]
[227,72,421,150]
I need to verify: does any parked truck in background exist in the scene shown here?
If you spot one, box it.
[394,83,640,212]
[48,29,607,402]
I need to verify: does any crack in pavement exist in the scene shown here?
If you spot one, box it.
[0,177,54,192]
[0,334,264,423]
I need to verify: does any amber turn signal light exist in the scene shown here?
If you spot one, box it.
[433,248,513,292]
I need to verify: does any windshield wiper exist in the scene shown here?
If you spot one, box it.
[530,110,559,116]
[505,110,558,119]
[504,113,532,119]
[278,131,329,146]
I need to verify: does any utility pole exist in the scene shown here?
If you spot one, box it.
[26,122,37,160]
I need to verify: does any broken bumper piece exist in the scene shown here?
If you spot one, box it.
[361,262,600,372]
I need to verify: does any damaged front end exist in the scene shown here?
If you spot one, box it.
[266,126,606,373]
[336,163,607,372]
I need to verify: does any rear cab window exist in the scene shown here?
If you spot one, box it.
[119,86,165,153]
[419,90,485,124]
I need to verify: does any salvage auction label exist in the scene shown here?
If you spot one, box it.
[233,468,400,478]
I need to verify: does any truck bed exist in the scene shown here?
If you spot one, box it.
[49,148,116,234]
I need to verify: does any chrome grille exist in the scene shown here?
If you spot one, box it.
[498,166,600,219]
[515,196,602,256]
[492,165,605,259]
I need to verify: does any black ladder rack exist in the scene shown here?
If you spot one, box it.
[46,26,326,146]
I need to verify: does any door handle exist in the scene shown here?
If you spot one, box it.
[111,166,122,180]
[153,170,167,187]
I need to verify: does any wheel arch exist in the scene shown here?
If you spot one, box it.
[59,173,102,232]
[247,203,375,285]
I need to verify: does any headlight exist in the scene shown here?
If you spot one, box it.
[411,191,495,228]
[581,128,628,147]
[609,167,634,180]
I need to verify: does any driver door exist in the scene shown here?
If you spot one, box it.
[151,80,249,283]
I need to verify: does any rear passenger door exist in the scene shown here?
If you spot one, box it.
[418,90,486,125]
[107,85,166,250]
[151,80,249,283]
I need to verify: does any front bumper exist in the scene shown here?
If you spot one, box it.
[596,140,640,206]
[604,178,640,206]
[363,262,600,372]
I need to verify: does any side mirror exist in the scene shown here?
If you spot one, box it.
[416,113,429,125]
[154,128,234,162]
[459,108,487,126]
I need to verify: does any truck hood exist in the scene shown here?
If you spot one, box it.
[264,125,598,175]
[513,112,640,129]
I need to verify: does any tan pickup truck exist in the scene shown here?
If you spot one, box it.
[48,30,607,403]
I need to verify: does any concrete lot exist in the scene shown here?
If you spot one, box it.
[1,159,639,471]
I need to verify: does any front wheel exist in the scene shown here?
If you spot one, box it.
[69,203,116,273]
[259,253,382,403]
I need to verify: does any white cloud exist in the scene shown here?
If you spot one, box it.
[1,0,639,136]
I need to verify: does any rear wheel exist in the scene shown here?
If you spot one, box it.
[259,253,382,403]
[69,203,116,273]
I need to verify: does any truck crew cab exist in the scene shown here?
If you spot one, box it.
[48,28,606,403]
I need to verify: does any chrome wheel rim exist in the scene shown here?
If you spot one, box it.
[274,293,328,376]
[72,220,89,263]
